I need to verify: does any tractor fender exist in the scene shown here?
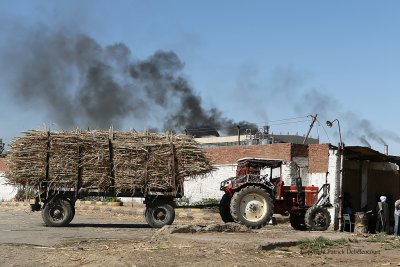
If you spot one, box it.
[232,182,274,196]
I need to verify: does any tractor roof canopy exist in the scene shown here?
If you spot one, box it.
[237,158,283,169]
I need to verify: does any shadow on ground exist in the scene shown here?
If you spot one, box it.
[61,223,152,229]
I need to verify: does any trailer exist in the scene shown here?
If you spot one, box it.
[7,130,213,228]
[31,179,182,228]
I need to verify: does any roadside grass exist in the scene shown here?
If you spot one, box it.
[176,197,219,211]
[298,236,351,254]
[299,233,400,253]
[365,232,387,243]
[81,196,122,203]
[365,233,400,250]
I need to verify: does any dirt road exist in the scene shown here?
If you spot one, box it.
[0,207,399,267]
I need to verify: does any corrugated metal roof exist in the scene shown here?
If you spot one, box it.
[187,128,220,138]
[344,146,400,164]
[237,157,283,168]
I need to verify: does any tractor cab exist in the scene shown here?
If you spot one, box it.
[221,158,285,200]
[235,157,283,176]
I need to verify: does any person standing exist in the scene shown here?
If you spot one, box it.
[376,196,390,234]
[394,196,400,236]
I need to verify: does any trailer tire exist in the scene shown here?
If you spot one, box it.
[230,185,273,229]
[289,213,307,230]
[145,202,175,228]
[68,203,76,224]
[219,194,234,223]
[42,198,74,227]
[305,206,331,231]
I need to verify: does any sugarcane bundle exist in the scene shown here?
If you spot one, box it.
[5,130,48,185]
[112,131,177,192]
[5,129,214,193]
[79,131,111,190]
[48,131,80,186]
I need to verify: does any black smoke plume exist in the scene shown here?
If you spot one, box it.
[0,27,257,135]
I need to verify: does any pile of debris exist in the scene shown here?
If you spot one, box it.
[6,130,214,193]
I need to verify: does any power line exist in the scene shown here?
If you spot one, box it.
[316,118,331,143]
[267,115,310,123]
[253,115,310,125]
[268,119,310,126]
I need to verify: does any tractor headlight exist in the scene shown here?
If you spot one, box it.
[221,179,231,188]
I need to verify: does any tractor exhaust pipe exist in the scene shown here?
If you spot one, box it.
[384,144,388,155]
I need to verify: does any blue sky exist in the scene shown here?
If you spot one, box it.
[0,1,400,154]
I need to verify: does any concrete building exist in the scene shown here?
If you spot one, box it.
[194,134,319,147]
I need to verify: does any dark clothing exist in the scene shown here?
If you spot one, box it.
[376,201,390,234]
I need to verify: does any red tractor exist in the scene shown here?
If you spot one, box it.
[219,158,331,230]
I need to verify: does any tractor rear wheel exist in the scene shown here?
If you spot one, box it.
[305,206,331,231]
[230,185,273,229]
[219,194,234,223]
[289,213,307,230]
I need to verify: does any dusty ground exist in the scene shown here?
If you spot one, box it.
[0,206,399,267]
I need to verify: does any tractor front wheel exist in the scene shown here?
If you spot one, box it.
[230,185,273,229]
[305,206,331,231]
[219,194,234,223]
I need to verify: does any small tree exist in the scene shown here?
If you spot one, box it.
[0,138,4,154]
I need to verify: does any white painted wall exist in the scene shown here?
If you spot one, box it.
[308,149,340,229]
[184,161,312,204]
[0,173,16,201]
[184,164,237,203]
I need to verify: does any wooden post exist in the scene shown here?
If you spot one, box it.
[108,127,115,195]
[144,130,149,195]
[170,143,176,191]
[237,125,241,146]
[45,131,50,182]
[76,144,82,198]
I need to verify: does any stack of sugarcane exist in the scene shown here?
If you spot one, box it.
[113,131,184,192]
[79,131,111,189]
[5,130,48,186]
[5,129,214,193]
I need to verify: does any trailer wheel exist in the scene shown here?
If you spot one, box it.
[289,213,307,230]
[230,185,273,229]
[145,202,175,228]
[68,203,76,224]
[305,206,331,231]
[219,194,234,223]
[41,198,74,227]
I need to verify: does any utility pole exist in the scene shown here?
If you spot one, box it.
[303,114,318,144]
[237,126,241,146]
[326,118,344,231]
